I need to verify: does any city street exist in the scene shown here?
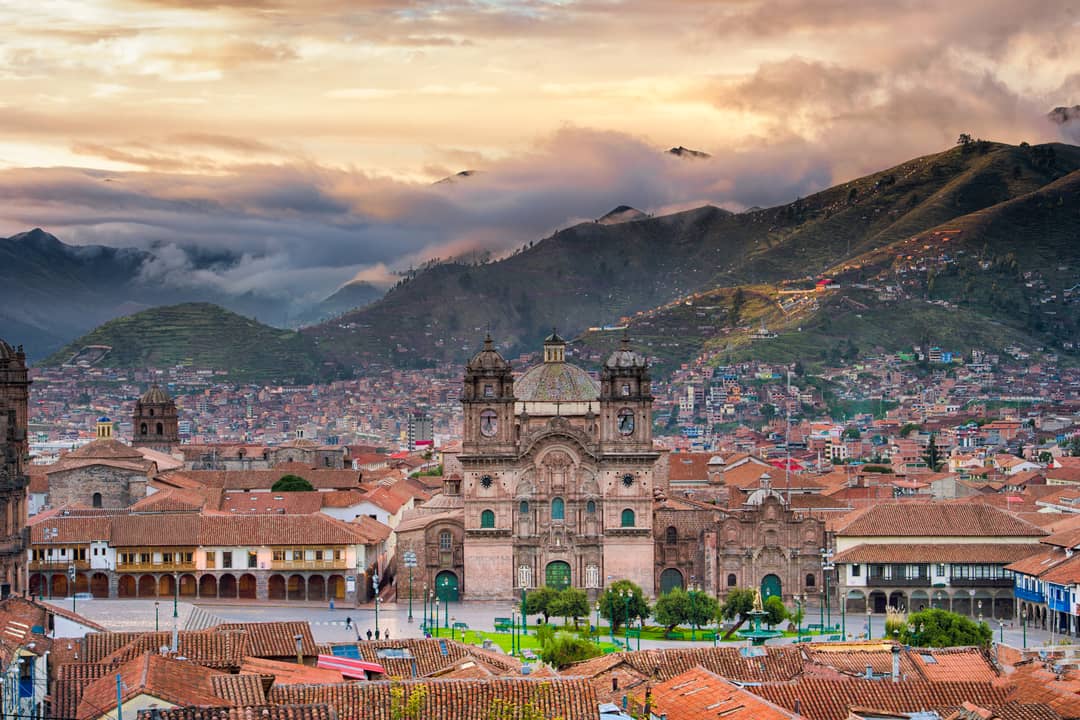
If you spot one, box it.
[45,597,1063,651]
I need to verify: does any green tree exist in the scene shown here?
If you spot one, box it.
[899,608,992,648]
[843,427,861,440]
[539,632,601,669]
[548,588,589,627]
[390,683,427,720]
[653,588,690,632]
[720,588,756,638]
[763,595,788,628]
[687,590,720,630]
[271,474,314,492]
[1038,451,1053,464]
[899,423,920,438]
[599,580,650,633]
[922,433,944,472]
[525,586,560,624]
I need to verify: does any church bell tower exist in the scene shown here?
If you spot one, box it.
[599,334,653,450]
[461,334,516,455]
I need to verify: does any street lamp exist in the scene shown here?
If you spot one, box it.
[155,601,160,633]
[637,618,643,651]
[422,583,428,629]
[429,589,437,637]
[820,547,834,631]
[451,616,457,641]
[689,576,697,641]
[866,609,872,640]
[594,603,601,647]
[795,594,804,640]
[373,571,380,636]
[978,599,983,626]
[999,619,1004,645]
[1021,606,1027,649]
[443,594,449,637]
[622,589,632,648]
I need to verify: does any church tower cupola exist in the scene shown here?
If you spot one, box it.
[462,334,515,453]
[132,385,179,452]
[543,329,566,363]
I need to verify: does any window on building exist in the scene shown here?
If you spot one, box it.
[140,553,151,564]
[806,573,816,587]
[206,552,216,569]
[483,384,494,398]
[248,552,258,568]
[480,509,495,529]
[519,500,529,514]
[852,564,861,577]
[727,573,737,587]
[140,423,148,435]
[439,531,452,551]
[182,552,193,564]
[273,550,286,562]
[665,526,677,544]
[586,500,596,514]
[621,509,635,527]
[156,422,164,435]
[222,551,233,569]
[334,549,343,560]
[551,497,565,521]
[162,552,173,564]
[92,492,102,508]
[305,550,316,561]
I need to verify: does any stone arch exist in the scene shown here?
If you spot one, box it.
[158,574,176,598]
[156,422,164,435]
[92,492,102,508]
[845,589,866,614]
[308,575,326,601]
[179,574,197,597]
[888,590,907,611]
[118,575,136,598]
[199,574,218,598]
[760,574,781,600]
[29,573,45,597]
[328,574,346,600]
[51,574,69,597]
[239,574,257,599]
[74,573,89,595]
[138,575,157,597]
[993,590,1013,619]
[219,573,237,598]
[287,574,305,600]
[665,526,677,544]
[268,574,286,600]
[869,590,887,613]
[91,573,109,598]
[910,590,930,613]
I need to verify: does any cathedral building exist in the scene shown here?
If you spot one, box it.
[457,332,658,600]
[0,338,30,597]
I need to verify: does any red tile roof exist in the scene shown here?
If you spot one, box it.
[837,504,1047,537]
[635,666,799,719]
[76,652,233,720]
[750,679,1012,720]
[834,544,1041,564]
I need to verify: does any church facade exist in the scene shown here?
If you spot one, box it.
[0,338,30,597]
[457,332,658,600]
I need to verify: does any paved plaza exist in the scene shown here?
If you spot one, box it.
[44,597,1061,651]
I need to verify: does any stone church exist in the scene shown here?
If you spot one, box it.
[402,333,829,604]
[0,338,30,597]
[457,332,658,599]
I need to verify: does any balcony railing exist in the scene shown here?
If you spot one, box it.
[949,577,1013,588]
[30,559,90,571]
[269,560,350,571]
[867,574,931,587]
[115,562,197,572]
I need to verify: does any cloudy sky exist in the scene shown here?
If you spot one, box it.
[1,0,1077,305]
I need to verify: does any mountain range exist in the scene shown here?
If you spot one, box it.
[22,139,1080,380]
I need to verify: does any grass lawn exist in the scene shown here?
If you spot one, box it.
[449,628,622,655]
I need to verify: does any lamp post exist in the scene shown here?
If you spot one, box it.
[429,589,437,637]
[422,584,428,630]
[173,571,179,620]
[867,610,872,640]
[689,576,697,641]
[977,600,983,627]
[1021,607,1027,649]
[373,571,380,636]
[443,594,449,637]
[408,568,414,623]
[594,603,601,647]
[820,547,834,631]
[637,618,643,651]
[511,610,517,655]
[155,601,160,633]
[999,619,1004,645]
[521,584,528,637]
[451,616,457,641]
[795,594,804,640]
[622,589,632,648]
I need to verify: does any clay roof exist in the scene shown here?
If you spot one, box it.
[834,543,1042,564]
[185,470,363,491]
[63,438,145,461]
[998,662,1080,718]
[1004,546,1070,577]
[268,677,598,720]
[76,652,233,720]
[219,491,324,515]
[635,666,799,720]
[837,504,1047,537]
[55,662,111,719]
[239,656,345,685]
[395,511,463,534]
[212,622,318,658]
[131,488,207,512]
[136,705,338,720]
[749,679,1012,720]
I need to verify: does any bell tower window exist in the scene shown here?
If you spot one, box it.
[551,497,565,521]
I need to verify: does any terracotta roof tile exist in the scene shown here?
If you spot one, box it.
[837,504,1047,537]
[239,657,344,685]
[267,677,598,720]
[750,679,1012,720]
[136,704,337,720]
[834,543,1041,564]
[76,652,233,720]
[634,666,799,720]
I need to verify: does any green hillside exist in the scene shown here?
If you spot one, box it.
[310,141,1080,368]
[43,303,325,384]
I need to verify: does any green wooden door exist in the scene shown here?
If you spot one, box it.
[659,568,684,595]
[761,574,782,601]
[545,561,571,590]
[435,571,459,601]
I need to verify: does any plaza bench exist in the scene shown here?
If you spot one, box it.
[827,634,842,641]
[665,631,684,640]
[701,632,716,641]
[494,617,512,632]
[807,624,823,632]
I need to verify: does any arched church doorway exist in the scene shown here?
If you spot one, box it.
[761,574,782,601]
[435,571,459,601]
[545,561,571,590]
[659,568,684,595]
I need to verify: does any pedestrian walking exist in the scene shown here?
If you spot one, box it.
[345,616,352,630]
[375,628,381,640]
[329,598,335,610]
[383,629,389,640]
[366,628,373,641]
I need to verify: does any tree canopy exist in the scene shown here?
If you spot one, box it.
[654,588,720,632]
[272,474,314,492]
[720,588,756,622]
[599,580,650,632]
[524,586,560,623]
[548,588,589,626]
[763,595,788,627]
[899,608,992,647]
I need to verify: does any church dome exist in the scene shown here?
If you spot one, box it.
[140,385,172,404]
[467,334,510,372]
[605,334,646,369]
[0,339,14,360]
[516,362,599,402]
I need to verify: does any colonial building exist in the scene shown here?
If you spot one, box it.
[131,386,179,452]
[455,332,658,599]
[0,337,29,597]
